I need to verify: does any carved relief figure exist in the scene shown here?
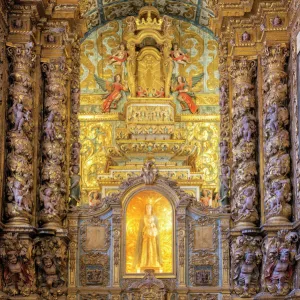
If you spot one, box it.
[264,230,298,296]
[141,161,158,184]
[94,74,128,113]
[69,166,80,207]
[134,204,162,271]
[35,237,67,299]
[44,111,55,141]
[40,187,58,215]
[232,235,262,297]
[241,31,250,42]
[0,234,34,296]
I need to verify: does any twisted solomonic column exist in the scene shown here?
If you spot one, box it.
[39,57,70,229]
[262,45,291,224]
[5,44,36,225]
[230,58,258,229]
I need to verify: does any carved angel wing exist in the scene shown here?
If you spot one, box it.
[191,73,204,88]
[94,74,112,92]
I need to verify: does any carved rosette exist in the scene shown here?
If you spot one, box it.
[230,58,258,228]
[231,235,262,297]
[0,233,35,296]
[34,236,68,299]
[5,43,36,224]
[218,40,231,208]
[262,230,298,295]
[40,57,70,228]
[262,45,291,223]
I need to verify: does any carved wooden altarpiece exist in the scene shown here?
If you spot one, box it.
[68,163,230,299]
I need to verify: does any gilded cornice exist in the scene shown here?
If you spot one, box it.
[210,0,290,56]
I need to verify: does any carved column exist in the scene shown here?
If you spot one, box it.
[262,45,291,224]
[5,43,36,225]
[0,5,8,230]
[69,40,81,208]
[39,58,70,229]
[218,40,231,207]
[230,58,258,229]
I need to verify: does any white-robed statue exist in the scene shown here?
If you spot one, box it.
[133,204,162,272]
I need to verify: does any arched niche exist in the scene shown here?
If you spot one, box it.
[121,182,180,278]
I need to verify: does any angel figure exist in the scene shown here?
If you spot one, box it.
[94,74,128,113]
[109,43,128,66]
[171,43,190,77]
[172,75,204,114]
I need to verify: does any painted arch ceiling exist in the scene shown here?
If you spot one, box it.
[80,0,214,35]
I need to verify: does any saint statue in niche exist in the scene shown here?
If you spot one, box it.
[133,203,162,272]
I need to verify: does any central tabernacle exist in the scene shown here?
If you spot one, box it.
[125,190,173,274]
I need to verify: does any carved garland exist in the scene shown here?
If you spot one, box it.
[6,43,36,223]
[230,58,258,227]
[262,45,291,222]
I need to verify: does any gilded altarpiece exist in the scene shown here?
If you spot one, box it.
[69,167,230,299]
[79,9,220,208]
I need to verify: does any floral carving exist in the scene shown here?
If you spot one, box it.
[262,45,291,222]
[40,57,70,227]
[5,43,36,223]
[0,233,35,296]
[69,40,81,208]
[231,235,262,297]
[230,58,258,227]
[34,237,68,299]
[263,230,298,295]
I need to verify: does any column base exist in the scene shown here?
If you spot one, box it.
[266,216,291,225]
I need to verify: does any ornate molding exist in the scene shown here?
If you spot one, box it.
[80,253,109,286]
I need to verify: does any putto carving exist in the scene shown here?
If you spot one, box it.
[0,233,35,296]
[241,31,250,42]
[141,161,158,185]
[263,230,298,295]
[231,235,262,297]
[230,58,258,227]
[262,44,291,223]
[34,237,67,299]
[40,57,70,227]
[5,43,36,223]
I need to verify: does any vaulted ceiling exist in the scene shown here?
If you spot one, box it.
[80,0,214,37]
